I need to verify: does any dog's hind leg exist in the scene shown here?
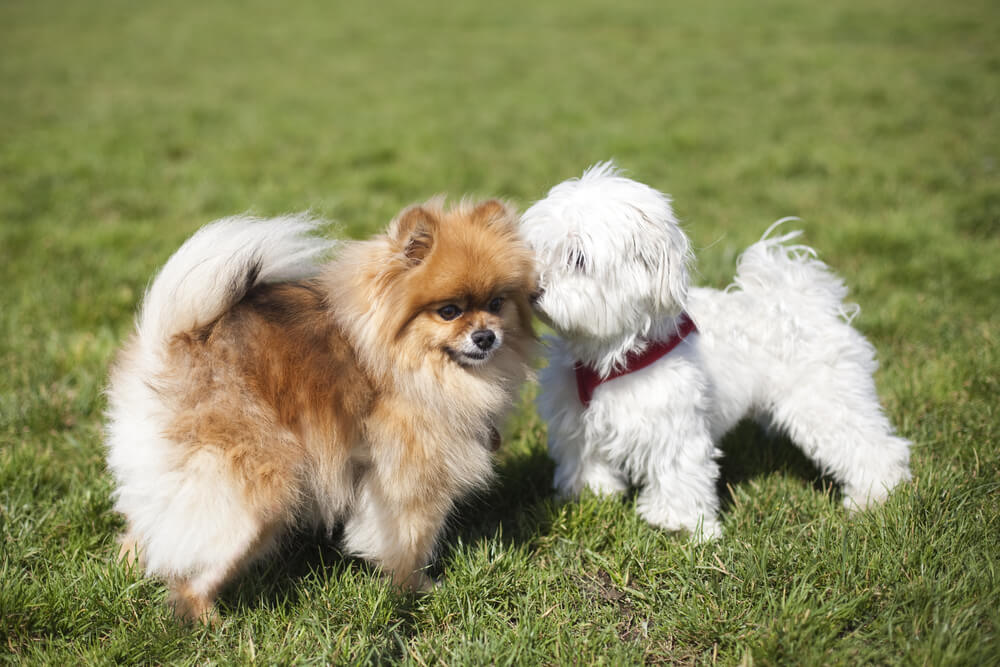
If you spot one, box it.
[117,525,143,569]
[130,440,294,624]
[167,521,282,625]
[767,366,911,511]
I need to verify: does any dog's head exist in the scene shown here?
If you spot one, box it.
[385,199,537,369]
[520,162,691,341]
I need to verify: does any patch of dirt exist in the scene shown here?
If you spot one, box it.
[572,569,649,642]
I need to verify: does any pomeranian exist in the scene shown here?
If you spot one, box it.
[105,199,536,622]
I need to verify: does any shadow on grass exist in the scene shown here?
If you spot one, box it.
[445,444,558,548]
[216,419,832,628]
[218,529,363,616]
[716,419,832,510]
[450,418,835,547]
[214,443,558,628]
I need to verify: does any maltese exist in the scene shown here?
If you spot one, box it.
[521,163,911,538]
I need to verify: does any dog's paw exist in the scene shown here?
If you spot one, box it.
[636,492,722,540]
[842,468,912,513]
[690,519,723,542]
[168,585,220,627]
[116,533,142,569]
[410,572,440,594]
[580,466,628,497]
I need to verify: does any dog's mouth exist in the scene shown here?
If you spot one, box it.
[445,347,493,367]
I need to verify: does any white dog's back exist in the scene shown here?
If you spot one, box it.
[686,227,910,507]
[689,226,879,431]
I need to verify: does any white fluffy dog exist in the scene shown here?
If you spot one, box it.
[521,163,911,538]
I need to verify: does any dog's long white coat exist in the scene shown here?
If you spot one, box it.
[523,163,911,538]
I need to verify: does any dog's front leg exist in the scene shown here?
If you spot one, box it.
[566,446,628,498]
[635,423,723,540]
[341,473,446,591]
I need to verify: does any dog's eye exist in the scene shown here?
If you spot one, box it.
[567,249,587,272]
[438,304,462,321]
[487,297,505,313]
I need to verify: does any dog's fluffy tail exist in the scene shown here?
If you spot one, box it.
[137,214,334,348]
[731,220,860,323]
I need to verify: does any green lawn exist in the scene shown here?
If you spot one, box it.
[2,0,998,663]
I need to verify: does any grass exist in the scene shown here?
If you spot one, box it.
[1,0,998,663]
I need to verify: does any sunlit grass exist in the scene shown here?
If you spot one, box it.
[2,0,998,663]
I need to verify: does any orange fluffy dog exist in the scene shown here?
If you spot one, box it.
[105,200,536,622]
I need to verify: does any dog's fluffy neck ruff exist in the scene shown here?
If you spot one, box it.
[564,310,693,379]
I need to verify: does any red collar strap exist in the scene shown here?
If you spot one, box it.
[574,313,697,407]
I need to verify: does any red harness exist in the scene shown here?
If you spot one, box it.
[574,313,698,407]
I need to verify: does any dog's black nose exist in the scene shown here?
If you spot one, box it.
[471,329,496,351]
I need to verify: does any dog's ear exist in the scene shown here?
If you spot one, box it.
[470,199,516,231]
[653,230,692,315]
[391,205,438,265]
